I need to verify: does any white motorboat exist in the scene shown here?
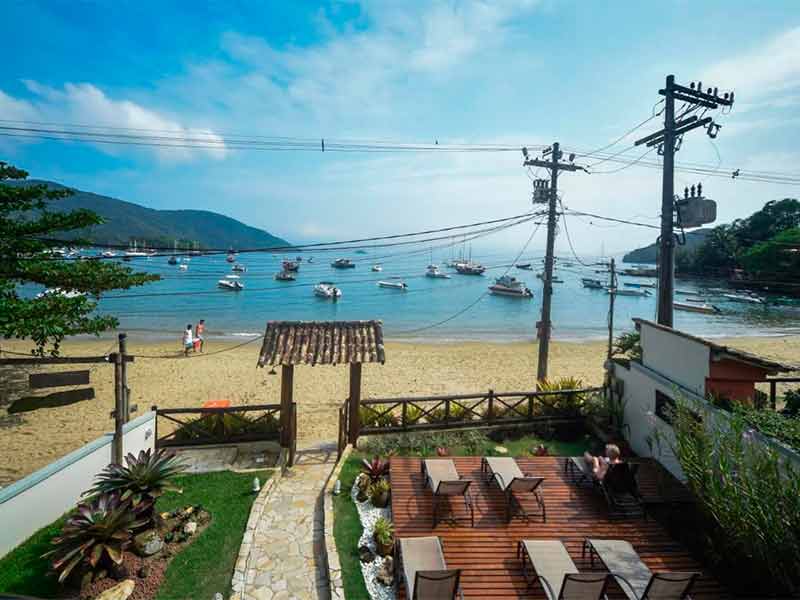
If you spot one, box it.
[36,287,85,299]
[232,263,247,273]
[425,264,450,279]
[218,275,244,291]
[455,261,486,275]
[608,288,651,297]
[179,264,188,271]
[489,275,532,298]
[723,293,764,305]
[314,282,341,299]
[372,264,383,272]
[582,278,604,289]
[675,301,720,314]
[331,258,356,269]
[101,250,116,258]
[378,278,408,290]
[274,271,295,281]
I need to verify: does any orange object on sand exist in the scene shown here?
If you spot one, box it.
[202,399,231,409]
[193,339,202,351]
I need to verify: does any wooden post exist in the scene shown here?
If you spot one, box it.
[119,333,130,424]
[348,362,362,444]
[112,352,124,464]
[280,364,294,448]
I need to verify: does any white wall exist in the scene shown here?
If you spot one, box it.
[640,322,710,396]
[0,412,155,558]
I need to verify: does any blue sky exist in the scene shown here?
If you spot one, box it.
[2,1,799,255]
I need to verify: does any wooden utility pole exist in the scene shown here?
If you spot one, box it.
[635,75,733,327]
[524,142,586,381]
[112,349,124,463]
[607,258,616,360]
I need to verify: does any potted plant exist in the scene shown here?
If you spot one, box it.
[373,517,394,557]
[369,478,391,508]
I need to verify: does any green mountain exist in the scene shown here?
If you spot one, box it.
[623,228,711,263]
[13,180,290,250]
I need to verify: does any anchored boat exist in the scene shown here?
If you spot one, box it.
[723,293,764,305]
[377,278,408,290]
[314,282,342,299]
[274,271,296,281]
[675,301,720,314]
[425,264,450,279]
[232,263,247,273]
[581,278,605,289]
[608,288,651,297]
[624,282,656,289]
[218,275,244,291]
[372,264,383,272]
[331,258,356,269]
[516,263,533,271]
[282,260,299,272]
[489,275,532,298]
[455,261,486,275]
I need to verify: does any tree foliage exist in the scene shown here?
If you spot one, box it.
[0,162,159,355]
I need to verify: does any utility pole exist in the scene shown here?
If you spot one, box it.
[607,258,616,360]
[523,142,587,382]
[635,75,734,327]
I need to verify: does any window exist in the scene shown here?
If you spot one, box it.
[655,390,676,424]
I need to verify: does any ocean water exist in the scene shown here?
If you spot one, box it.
[41,249,800,342]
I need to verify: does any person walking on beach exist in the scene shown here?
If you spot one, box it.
[195,319,206,352]
[183,324,194,356]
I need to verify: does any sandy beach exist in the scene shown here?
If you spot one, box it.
[1,334,799,485]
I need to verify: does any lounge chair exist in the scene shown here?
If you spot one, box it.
[517,540,609,600]
[397,536,463,600]
[582,538,700,599]
[421,459,474,527]
[481,456,546,522]
[565,457,645,517]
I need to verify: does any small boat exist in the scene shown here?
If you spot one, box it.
[218,275,243,291]
[536,273,564,283]
[723,293,764,305]
[489,275,533,298]
[582,278,604,289]
[516,263,533,271]
[295,256,303,262]
[378,278,408,290]
[425,264,450,279]
[168,256,178,265]
[331,258,356,269]
[455,262,486,275]
[683,296,706,303]
[36,287,85,299]
[624,282,656,289]
[372,264,383,272]
[675,301,720,314]
[274,271,296,281]
[314,282,341,299]
[101,250,116,258]
[226,254,236,263]
[179,264,188,271]
[608,288,651,297]
[232,263,247,273]
[675,289,695,295]
[307,257,314,263]
[282,260,299,272]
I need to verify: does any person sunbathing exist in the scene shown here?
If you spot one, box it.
[583,444,622,481]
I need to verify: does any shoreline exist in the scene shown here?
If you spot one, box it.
[1,334,798,485]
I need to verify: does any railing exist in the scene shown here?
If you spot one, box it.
[337,398,350,460]
[711,377,800,410]
[357,387,604,436]
[152,404,282,448]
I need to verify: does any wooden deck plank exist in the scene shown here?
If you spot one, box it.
[390,456,730,599]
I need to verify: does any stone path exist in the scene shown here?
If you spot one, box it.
[232,444,338,600]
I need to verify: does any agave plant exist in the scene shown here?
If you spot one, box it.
[44,493,148,583]
[361,456,389,483]
[86,448,186,511]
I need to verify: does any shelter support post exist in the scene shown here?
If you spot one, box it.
[280,364,294,448]
[348,362,362,445]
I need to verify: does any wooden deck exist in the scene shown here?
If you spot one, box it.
[390,456,730,599]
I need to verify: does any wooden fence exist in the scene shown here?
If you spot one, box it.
[337,399,350,460]
[352,387,604,438]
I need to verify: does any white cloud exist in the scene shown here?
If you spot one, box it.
[2,82,226,162]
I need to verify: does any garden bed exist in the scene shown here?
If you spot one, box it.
[0,470,270,600]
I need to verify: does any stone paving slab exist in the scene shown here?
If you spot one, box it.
[232,444,338,600]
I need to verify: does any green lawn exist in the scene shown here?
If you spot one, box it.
[332,456,370,600]
[0,470,269,600]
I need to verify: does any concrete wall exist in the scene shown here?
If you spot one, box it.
[640,321,710,396]
[0,412,156,558]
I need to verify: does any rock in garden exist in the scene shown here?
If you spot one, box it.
[133,530,164,557]
[358,545,375,563]
[94,579,135,600]
[156,516,180,535]
[110,562,129,580]
[137,565,150,579]
[183,521,197,535]
[376,556,395,586]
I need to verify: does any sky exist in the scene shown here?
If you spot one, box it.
[2,0,799,257]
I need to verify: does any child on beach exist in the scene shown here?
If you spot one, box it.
[195,319,205,352]
[183,324,194,356]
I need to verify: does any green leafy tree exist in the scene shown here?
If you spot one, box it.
[693,225,740,273]
[740,227,800,280]
[0,162,159,355]
[731,198,800,245]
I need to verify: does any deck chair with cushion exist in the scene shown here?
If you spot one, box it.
[481,456,546,522]
[565,457,645,518]
[421,459,474,527]
[397,536,464,600]
[518,540,609,600]
[582,538,700,600]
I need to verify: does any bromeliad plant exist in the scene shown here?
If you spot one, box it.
[361,456,389,483]
[44,493,148,583]
[85,449,186,522]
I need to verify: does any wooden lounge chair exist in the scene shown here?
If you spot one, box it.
[397,536,464,600]
[481,456,546,522]
[565,457,645,517]
[582,538,700,599]
[421,459,474,527]
[517,540,609,600]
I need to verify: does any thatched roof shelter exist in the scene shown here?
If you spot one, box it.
[257,320,385,367]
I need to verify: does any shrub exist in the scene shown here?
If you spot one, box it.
[44,493,148,583]
[173,412,279,442]
[538,377,587,418]
[612,331,642,361]
[404,404,423,425]
[361,456,389,483]
[368,479,391,508]
[372,517,394,546]
[359,406,398,428]
[671,399,800,593]
[784,388,800,417]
